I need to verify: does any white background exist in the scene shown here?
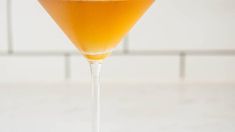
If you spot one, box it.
[0,1,235,132]
[0,0,235,83]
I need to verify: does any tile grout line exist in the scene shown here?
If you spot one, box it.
[64,53,71,80]
[2,50,235,56]
[6,0,13,54]
[179,52,186,81]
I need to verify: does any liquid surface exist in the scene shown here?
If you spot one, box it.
[39,0,154,61]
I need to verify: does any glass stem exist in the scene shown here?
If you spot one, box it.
[90,61,102,132]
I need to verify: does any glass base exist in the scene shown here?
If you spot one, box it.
[81,50,112,62]
[84,52,110,62]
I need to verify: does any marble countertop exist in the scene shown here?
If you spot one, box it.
[0,83,234,132]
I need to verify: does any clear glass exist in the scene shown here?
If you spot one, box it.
[90,61,102,132]
[37,1,155,132]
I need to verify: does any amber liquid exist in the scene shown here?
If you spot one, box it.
[39,0,154,61]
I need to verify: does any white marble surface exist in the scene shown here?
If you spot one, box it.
[0,83,235,132]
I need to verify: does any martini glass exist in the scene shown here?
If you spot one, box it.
[38,0,154,132]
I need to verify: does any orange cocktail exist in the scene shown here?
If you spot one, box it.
[39,0,154,61]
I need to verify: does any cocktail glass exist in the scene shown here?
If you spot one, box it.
[38,1,154,132]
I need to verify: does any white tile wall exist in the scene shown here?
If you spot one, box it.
[0,0,7,52]
[70,56,180,83]
[11,0,76,52]
[130,0,235,50]
[0,0,234,83]
[0,56,65,82]
[186,56,235,82]
[70,56,90,82]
